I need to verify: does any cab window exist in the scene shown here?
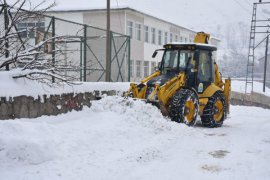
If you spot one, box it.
[179,50,194,69]
[198,51,214,82]
[162,49,178,73]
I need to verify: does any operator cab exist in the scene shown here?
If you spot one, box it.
[152,43,217,93]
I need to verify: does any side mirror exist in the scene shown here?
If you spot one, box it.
[152,51,158,58]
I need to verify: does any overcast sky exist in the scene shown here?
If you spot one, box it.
[7,0,270,33]
[6,0,270,46]
[49,0,269,31]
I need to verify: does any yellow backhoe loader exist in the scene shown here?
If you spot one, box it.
[125,32,231,128]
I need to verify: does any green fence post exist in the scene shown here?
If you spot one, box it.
[52,16,55,83]
[80,40,82,81]
[109,31,112,81]
[128,36,131,82]
[83,25,87,82]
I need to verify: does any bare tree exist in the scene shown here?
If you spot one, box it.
[0,0,82,86]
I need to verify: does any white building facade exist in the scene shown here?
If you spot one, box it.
[48,7,220,82]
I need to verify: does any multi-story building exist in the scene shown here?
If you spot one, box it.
[48,7,220,81]
[1,8,219,81]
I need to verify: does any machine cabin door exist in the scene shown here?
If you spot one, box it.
[196,50,215,94]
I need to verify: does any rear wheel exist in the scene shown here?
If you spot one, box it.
[169,89,199,126]
[201,91,226,128]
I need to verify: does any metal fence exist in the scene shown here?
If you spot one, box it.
[85,26,130,82]
[0,4,130,82]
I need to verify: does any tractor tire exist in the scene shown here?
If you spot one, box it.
[169,89,199,126]
[201,91,226,128]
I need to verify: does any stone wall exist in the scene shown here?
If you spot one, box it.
[231,91,270,109]
[1,89,269,120]
[0,90,117,120]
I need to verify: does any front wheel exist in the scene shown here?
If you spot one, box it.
[201,91,226,128]
[169,89,199,126]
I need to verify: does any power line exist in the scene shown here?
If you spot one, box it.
[243,0,253,7]
[233,0,252,14]
[234,0,269,20]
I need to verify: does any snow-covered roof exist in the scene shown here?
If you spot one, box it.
[47,7,220,42]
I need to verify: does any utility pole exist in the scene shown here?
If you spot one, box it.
[245,1,270,94]
[105,0,111,82]
[263,32,269,92]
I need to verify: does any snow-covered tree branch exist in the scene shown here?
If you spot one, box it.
[0,0,83,85]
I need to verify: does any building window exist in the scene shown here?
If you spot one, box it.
[151,62,156,73]
[170,33,173,42]
[164,32,168,44]
[185,37,187,42]
[144,25,149,43]
[180,36,183,42]
[127,21,133,39]
[130,60,134,77]
[136,60,141,77]
[17,23,27,38]
[144,61,149,77]
[158,30,163,45]
[17,21,45,38]
[175,35,178,42]
[151,28,156,44]
[135,23,141,41]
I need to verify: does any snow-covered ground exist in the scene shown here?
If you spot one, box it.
[0,96,270,180]
[232,79,270,97]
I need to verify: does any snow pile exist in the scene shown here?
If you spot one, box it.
[91,95,173,130]
[0,121,57,166]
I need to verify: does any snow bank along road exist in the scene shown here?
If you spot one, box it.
[0,96,270,180]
